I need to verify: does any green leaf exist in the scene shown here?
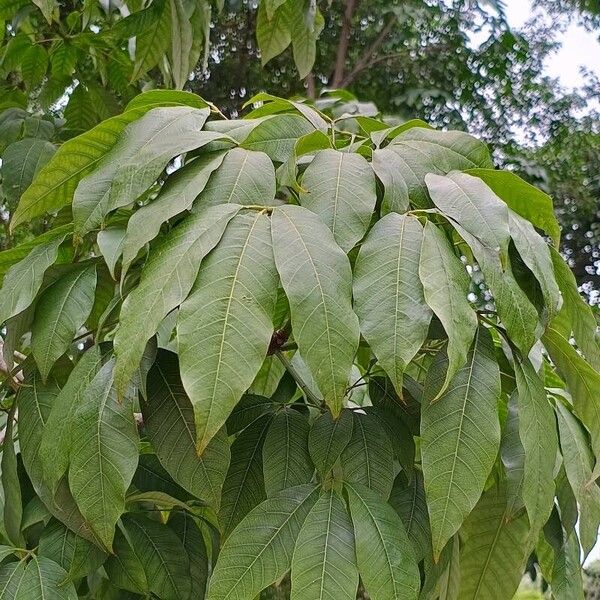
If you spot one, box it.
[376,127,492,210]
[16,556,77,599]
[21,44,48,89]
[96,227,126,279]
[556,402,600,557]
[0,236,65,325]
[114,203,239,398]
[68,361,139,551]
[290,490,359,600]
[121,514,192,600]
[72,106,213,238]
[256,0,291,65]
[226,393,277,434]
[308,408,353,478]
[426,172,510,265]
[515,359,557,539]
[1,138,55,205]
[287,1,324,78]
[346,482,420,600]
[38,518,107,580]
[263,408,313,496]
[341,411,395,499]
[388,471,432,562]
[177,211,279,453]
[169,0,194,89]
[1,405,24,547]
[143,349,231,508]
[31,0,56,22]
[547,528,585,600]
[420,221,478,398]
[31,264,96,380]
[219,414,273,537]
[11,90,207,230]
[458,483,530,600]
[104,524,149,594]
[353,213,432,394]
[131,0,171,80]
[272,205,359,415]
[500,392,525,517]
[208,484,319,600]
[421,327,501,558]
[298,149,376,252]
[465,168,561,246]
[0,562,26,598]
[121,151,227,274]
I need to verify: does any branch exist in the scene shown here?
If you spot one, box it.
[341,14,397,87]
[331,0,359,87]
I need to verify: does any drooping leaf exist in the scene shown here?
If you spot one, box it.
[207,484,319,600]
[298,149,376,252]
[419,221,478,397]
[500,392,525,517]
[547,528,585,600]
[421,327,501,558]
[1,405,23,547]
[143,349,231,508]
[169,0,194,89]
[263,408,313,496]
[177,211,279,453]
[31,264,97,380]
[12,556,77,600]
[308,408,354,478]
[0,562,26,598]
[104,524,149,595]
[346,482,420,600]
[353,212,431,394]
[290,490,359,600]
[341,411,395,499]
[131,0,171,80]
[114,203,239,398]
[272,204,359,415]
[256,1,291,65]
[68,361,139,551]
[96,227,125,279]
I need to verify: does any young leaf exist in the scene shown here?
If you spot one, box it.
[421,327,501,558]
[419,221,478,397]
[207,484,319,600]
[68,361,139,550]
[177,212,279,453]
[341,411,395,500]
[308,409,354,478]
[263,408,313,496]
[143,349,231,508]
[353,212,432,394]
[298,149,376,252]
[272,205,359,415]
[290,490,359,600]
[114,203,239,398]
[31,264,96,380]
[346,482,420,600]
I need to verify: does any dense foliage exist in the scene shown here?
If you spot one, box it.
[0,89,598,599]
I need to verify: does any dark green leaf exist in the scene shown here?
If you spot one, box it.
[308,408,354,477]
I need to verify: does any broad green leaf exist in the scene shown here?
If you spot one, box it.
[208,484,319,600]
[72,106,213,237]
[31,0,56,22]
[196,147,277,208]
[244,93,328,132]
[547,529,585,600]
[226,394,277,435]
[298,149,376,252]
[69,361,139,550]
[556,402,600,557]
[219,414,273,537]
[256,1,291,65]
[458,483,530,600]
[308,408,353,478]
[38,518,107,580]
[96,227,125,278]
[377,127,492,210]
[543,324,600,459]
[272,205,359,414]
[31,264,96,380]
[114,203,239,398]
[353,212,432,394]
[341,411,395,499]
[177,211,279,453]
[1,138,55,205]
[420,221,478,397]
[263,408,313,496]
[515,359,557,539]
[104,524,149,594]
[11,90,206,229]
[436,534,460,600]
[1,406,23,547]
[465,168,561,246]
[388,471,432,562]
[0,546,18,562]
[0,562,26,598]
[421,327,501,558]
[143,349,231,508]
[121,151,227,274]
[169,0,194,89]
[0,236,65,325]
[288,2,324,78]
[500,392,525,517]
[249,355,286,397]
[290,490,359,600]
[131,0,171,80]
[121,514,192,600]
[426,172,510,264]
[39,345,103,495]
[346,482,420,600]
[9,557,77,599]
